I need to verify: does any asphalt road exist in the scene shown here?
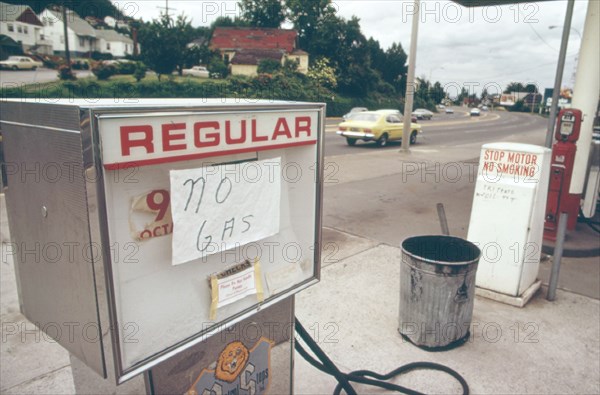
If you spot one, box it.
[0,68,92,85]
[324,107,547,157]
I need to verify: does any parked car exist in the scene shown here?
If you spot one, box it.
[412,108,434,120]
[481,106,489,111]
[445,108,454,114]
[182,66,209,78]
[336,111,422,147]
[342,107,368,120]
[470,108,481,116]
[0,56,43,70]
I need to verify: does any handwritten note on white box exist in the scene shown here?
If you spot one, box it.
[170,158,281,265]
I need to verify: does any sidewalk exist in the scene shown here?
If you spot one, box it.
[292,132,599,393]
[1,125,599,394]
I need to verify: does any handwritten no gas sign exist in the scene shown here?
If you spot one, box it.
[170,158,281,265]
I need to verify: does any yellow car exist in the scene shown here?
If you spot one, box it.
[336,110,422,146]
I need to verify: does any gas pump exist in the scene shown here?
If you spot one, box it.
[544,109,583,240]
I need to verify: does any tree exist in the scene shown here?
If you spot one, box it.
[525,83,539,93]
[210,16,249,30]
[504,82,526,93]
[430,81,445,104]
[239,0,286,28]
[366,38,386,75]
[138,13,195,80]
[382,43,408,94]
[287,0,337,53]
[456,87,469,104]
[307,57,337,89]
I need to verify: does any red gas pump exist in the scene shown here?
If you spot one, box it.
[544,108,583,240]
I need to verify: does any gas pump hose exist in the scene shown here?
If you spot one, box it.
[294,319,469,395]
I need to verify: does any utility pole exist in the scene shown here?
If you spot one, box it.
[157,0,176,19]
[401,0,420,153]
[62,4,71,70]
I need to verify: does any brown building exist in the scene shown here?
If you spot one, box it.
[210,27,308,76]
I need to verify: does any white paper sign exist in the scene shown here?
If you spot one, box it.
[216,265,257,307]
[170,158,281,265]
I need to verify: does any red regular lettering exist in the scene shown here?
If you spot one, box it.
[162,123,187,151]
[121,125,154,156]
[119,116,313,158]
[295,116,311,137]
[194,121,220,147]
[272,117,292,139]
[225,120,249,144]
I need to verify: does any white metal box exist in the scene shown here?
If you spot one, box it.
[0,99,324,382]
[467,143,551,296]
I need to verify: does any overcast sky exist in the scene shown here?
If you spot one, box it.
[113,0,589,96]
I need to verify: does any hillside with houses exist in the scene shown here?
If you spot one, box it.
[0,1,137,60]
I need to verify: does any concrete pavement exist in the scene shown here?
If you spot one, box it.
[1,117,599,394]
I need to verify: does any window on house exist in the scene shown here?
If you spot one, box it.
[40,34,45,40]
[79,37,85,47]
[17,26,22,33]
[24,26,28,34]
[224,54,230,63]
[106,43,111,50]
[7,24,14,32]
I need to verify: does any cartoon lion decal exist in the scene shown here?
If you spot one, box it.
[215,341,250,382]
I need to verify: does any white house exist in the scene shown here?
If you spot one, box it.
[104,15,130,31]
[0,1,52,55]
[94,28,134,58]
[38,7,96,57]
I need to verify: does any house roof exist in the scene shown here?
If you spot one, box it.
[44,8,96,37]
[188,37,208,47]
[95,29,132,44]
[211,27,297,52]
[290,49,308,56]
[0,2,43,26]
[230,49,284,66]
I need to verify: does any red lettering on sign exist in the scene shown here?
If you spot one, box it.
[194,121,220,147]
[162,123,187,151]
[272,117,292,140]
[121,125,154,156]
[295,116,311,137]
[251,119,268,142]
[225,120,246,144]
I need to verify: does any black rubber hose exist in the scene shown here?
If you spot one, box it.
[295,318,469,395]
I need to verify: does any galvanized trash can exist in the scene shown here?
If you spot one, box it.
[399,235,481,349]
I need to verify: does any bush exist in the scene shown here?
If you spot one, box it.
[57,65,76,80]
[92,63,117,80]
[116,61,136,75]
[71,60,90,70]
[89,51,113,61]
[133,62,146,82]
[208,57,228,79]
[257,59,281,74]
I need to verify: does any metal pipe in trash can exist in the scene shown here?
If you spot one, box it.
[547,212,568,301]
[436,203,450,236]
